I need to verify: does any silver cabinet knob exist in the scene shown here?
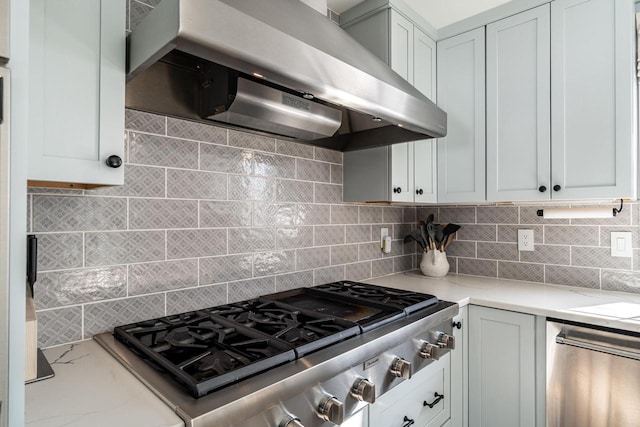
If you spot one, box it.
[419,341,441,360]
[390,357,412,379]
[318,396,344,425]
[280,416,304,427]
[437,332,455,349]
[351,378,376,404]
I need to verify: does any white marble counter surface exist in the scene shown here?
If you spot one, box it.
[25,272,640,426]
[370,272,640,332]
[25,340,184,427]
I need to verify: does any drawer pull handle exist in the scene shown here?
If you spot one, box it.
[402,416,415,427]
[452,321,462,329]
[423,392,444,409]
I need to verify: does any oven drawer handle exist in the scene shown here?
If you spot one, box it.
[556,334,640,360]
[423,392,444,409]
[402,416,415,427]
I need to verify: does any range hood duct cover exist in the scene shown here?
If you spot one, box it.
[126,0,447,151]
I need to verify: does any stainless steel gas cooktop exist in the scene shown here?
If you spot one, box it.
[95,280,458,427]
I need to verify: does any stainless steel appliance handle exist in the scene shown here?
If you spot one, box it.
[556,333,640,360]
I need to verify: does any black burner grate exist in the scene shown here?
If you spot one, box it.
[114,312,295,397]
[315,281,439,314]
[112,281,440,398]
[210,299,360,356]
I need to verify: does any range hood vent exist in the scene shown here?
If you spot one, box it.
[125,0,447,151]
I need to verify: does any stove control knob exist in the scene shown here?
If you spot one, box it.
[318,396,344,425]
[351,378,376,404]
[280,416,304,427]
[419,341,441,360]
[390,357,412,379]
[437,332,455,349]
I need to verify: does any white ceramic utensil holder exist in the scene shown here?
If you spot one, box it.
[420,250,450,277]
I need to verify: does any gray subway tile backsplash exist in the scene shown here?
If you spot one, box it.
[124,109,166,135]
[129,132,198,169]
[33,101,640,348]
[199,144,254,175]
[296,247,331,271]
[167,228,227,259]
[33,196,127,232]
[166,117,226,144]
[199,254,253,285]
[166,169,227,200]
[229,130,276,152]
[128,259,198,295]
[85,230,165,267]
[36,233,84,271]
[166,284,227,315]
[35,266,127,310]
[129,198,198,230]
[314,183,342,204]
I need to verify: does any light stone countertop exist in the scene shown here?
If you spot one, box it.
[24,273,640,426]
[25,340,184,427]
[371,271,640,332]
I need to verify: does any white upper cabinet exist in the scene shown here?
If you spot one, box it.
[550,0,636,200]
[486,5,551,202]
[28,0,125,188]
[343,4,438,203]
[390,10,414,84]
[488,0,636,202]
[437,28,486,203]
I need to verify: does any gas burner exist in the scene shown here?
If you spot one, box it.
[209,299,360,356]
[315,281,439,314]
[114,313,295,397]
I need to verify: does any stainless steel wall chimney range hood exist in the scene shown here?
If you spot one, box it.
[126,0,447,151]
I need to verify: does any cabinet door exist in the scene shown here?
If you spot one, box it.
[486,5,551,202]
[390,10,414,83]
[391,142,414,203]
[29,0,125,187]
[414,27,436,100]
[414,141,437,203]
[437,28,486,203]
[413,28,438,204]
[550,0,636,199]
[449,307,468,427]
[469,306,535,427]
[370,354,451,427]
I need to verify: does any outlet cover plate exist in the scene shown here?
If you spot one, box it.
[518,229,535,252]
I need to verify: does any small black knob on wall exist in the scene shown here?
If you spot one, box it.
[416,189,424,195]
[538,186,547,193]
[393,187,402,194]
[553,185,561,192]
[106,155,123,168]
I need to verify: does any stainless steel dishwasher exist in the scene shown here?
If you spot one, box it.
[547,319,640,427]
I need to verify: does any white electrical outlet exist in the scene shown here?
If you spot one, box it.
[380,228,389,249]
[518,229,535,252]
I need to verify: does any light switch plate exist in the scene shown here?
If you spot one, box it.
[611,232,632,257]
[518,229,534,252]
